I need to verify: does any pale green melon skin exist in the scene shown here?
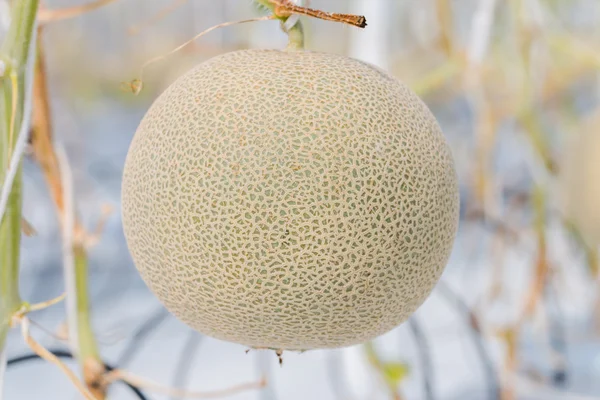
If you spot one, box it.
[122,49,459,350]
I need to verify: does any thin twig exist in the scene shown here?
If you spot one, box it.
[6,351,149,400]
[30,30,63,211]
[19,318,97,400]
[10,292,67,326]
[105,369,266,399]
[27,292,66,313]
[38,0,120,23]
[27,319,68,343]
[408,317,435,400]
[124,15,275,94]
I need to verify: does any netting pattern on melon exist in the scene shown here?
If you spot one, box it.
[122,49,459,350]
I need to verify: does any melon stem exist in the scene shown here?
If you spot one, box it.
[253,0,305,50]
[284,19,305,50]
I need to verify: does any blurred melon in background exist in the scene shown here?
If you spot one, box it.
[561,112,600,249]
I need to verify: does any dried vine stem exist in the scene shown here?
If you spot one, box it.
[257,0,367,28]
[6,351,149,400]
[19,317,98,400]
[30,33,62,210]
[3,294,90,400]
[124,0,367,94]
[123,15,276,95]
[13,293,66,319]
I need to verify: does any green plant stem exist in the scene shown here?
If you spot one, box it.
[72,241,106,398]
[55,142,105,397]
[0,0,39,65]
[0,0,39,355]
[73,244,100,364]
[0,175,22,342]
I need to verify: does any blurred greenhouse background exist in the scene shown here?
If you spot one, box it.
[3,0,600,399]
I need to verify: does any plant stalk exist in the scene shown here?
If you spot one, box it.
[74,244,104,398]
[0,0,39,366]
[57,142,106,399]
[74,245,100,361]
[31,24,105,396]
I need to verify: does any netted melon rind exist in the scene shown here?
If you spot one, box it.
[122,49,459,350]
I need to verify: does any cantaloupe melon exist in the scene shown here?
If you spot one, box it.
[122,49,459,350]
